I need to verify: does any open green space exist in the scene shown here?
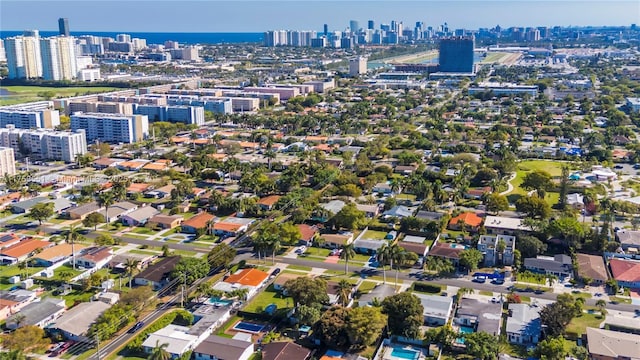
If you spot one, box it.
[566,312,604,337]
[243,284,293,313]
[0,86,120,106]
[506,160,565,203]
[480,52,510,63]
[356,280,378,294]
[361,229,389,240]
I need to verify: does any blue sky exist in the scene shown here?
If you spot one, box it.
[1,0,638,32]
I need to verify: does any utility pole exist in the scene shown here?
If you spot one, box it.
[180,273,186,308]
[95,334,100,360]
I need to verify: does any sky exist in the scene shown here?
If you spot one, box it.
[0,0,638,33]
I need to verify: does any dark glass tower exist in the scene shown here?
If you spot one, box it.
[438,36,475,73]
[58,18,70,36]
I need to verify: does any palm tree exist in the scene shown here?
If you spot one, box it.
[595,299,607,316]
[546,274,557,287]
[268,236,281,265]
[340,243,356,275]
[66,224,82,270]
[456,287,474,302]
[336,279,353,307]
[147,340,171,360]
[124,258,140,288]
[389,245,406,287]
[377,243,389,284]
[312,233,324,254]
[98,191,115,223]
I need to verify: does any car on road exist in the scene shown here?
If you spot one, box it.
[614,165,624,169]
[295,246,307,254]
[50,341,74,357]
[473,276,487,283]
[128,321,145,333]
[491,278,505,285]
[270,268,281,277]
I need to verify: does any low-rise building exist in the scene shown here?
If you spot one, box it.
[320,233,353,249]
[616,230,640,252]
[148,214,183,230]
[33,243,87,267]
[477,235,516,267]
[448,212,483,232]
[506,304,541,345]
[73,246,112,269]
[65,202,103,220]
[5,297,66,329]
[0,238,52,265]
[413,293,454,326]
[134,256,181,290]
[213,268,269,299]
[358,284,396,307]
[213,217,254,237]
[48,301,111,340]
[586,327,640,360]
[262,342,311,360]
[142,324,198,359]
[576,253,609,285]
[104,201,138,222]
[257,195,280,211]
[0,289,38,320]
[121,206,160,227]
[484,216,530,236]
[194,335,254,360]
[181,212,214,234]
[454,298,502,336]
[523,254,573,280]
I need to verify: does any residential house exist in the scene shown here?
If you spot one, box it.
[134,256,181,290]
[194,335,254,360]
[320,200,346,215]
[413,293,454,326]
[484,216,531,236]
[104,201,138,222]
[145,184,176,199]
[586,327,640,360]
[10,197,49,214]
[6,297,66,330]
[448,212,483,232]
[427,243,468,266]
[97,292,120,305]
[382,205,414,219]
[356,204,380,218]
[32,243,87,267]
[477,235,516,267]
[576,254,609,285]
[398,241,429,258]
[273,273,303,293]
[142,325,198,359]
[48,301,111,340]
[181,212,215,234]
[0,289,38,320]
[121,206,160,226]
[108,253,156,273]
[262,342,311,360]
[257,195,281,211]
[609,258,640,289]
[372,182,397,195]
[327,280,356,306]
[297,224,319,246]
[73,246,113,269]
[127,183,152,196]
[358,284,396,307]
[213,217,255,237]
[0,238,52,265]
[524,254,573,280]
[454,298,502,336]
[616,230,640,252]
[603,313,640,335]
[92,157,124,169]
[65,202,104,220]
[148,214,183,230]
[117,160,149,171]
[465,187,491,200]
[320,233,354,249]
[566,193,585,210]
[213,268,269,299]
[50,198,74,214]
[142,162,171,172]
[402,235,427,244]
[0,233,21,249]
[506,303,541,345]
[353,238,386,255]
[415,211,445,222]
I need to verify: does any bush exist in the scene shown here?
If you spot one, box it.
[412,282,442,293]
[126,312,177,352]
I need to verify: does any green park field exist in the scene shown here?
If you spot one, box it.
[0,86,119,106]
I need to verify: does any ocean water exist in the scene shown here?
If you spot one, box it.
[0,31,263,45]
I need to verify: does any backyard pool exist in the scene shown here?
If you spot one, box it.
[233,321,266,334]
[208,297,232,306]
[458,325,474,334]
[385,345,422,360]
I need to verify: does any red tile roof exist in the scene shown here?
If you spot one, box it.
[0,238,51,259]
[258,195,281,207]
[297,224,318,242]
[182,212,214,230]
[449,212,483,227]
[609,258,640,283]
[225,268,269,287]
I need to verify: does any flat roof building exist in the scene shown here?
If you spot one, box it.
[0,126,87,162]
[70,112,149,144]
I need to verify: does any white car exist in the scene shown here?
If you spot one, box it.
[295,246,307,254]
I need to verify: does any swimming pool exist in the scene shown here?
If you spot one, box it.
[233,321,265,333]
[459,325,474,334]
[208,297,232,306]
[387,345,421,360]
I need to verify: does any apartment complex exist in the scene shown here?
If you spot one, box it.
[0,126,87,162]
[4,35,43,79]
[133,105,205,125]
[349,56,367,76]
[0,108,61,129]
[0,147,17,176]
[70,113,149,144]
[40,36,77,81]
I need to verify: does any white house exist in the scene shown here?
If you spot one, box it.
[506,304,541,345]
[413,293,454,326]
[143,325,199,359]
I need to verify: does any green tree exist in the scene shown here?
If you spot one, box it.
[124,258,141,288]
[315,306,349,348]
[557,166,571,210]
[89,304,133,341]
[1,325,50,352]
[463,331,500,360]
[332,202,365,230]
[206,243,237,269]
[381,292,424,339]
[120,286,155,308]
[283,277,329,308]
[459,248,483,271]
[515,195,551,219]
[539,294,581,337]
[28,202,54,225]
[346,306,388,348]
[547,216,586,248]
[336,279,353,307]
[516,235,548,258]
[535,336,567,360]
[485,193,509,215]
[170,257,210,284]
[95,233,115,246]
[277,222,302,245]
[521,169,553,198]
[147,340,171,360]
[98,191,115,221]
[340,243,356,275]
[82,212,105,230]
[296,304,321,326]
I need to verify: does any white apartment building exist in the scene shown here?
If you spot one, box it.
[5,35,43,79]
[349,56,367,76]
[0,108,61,129]
[70,112,149,144]
[0,126,87,162]
[40,36,77,81]
[134,105,205,125]
[0,147,16,176]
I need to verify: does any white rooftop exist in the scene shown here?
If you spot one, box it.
[484,216,528,231]
[142,324,198,356]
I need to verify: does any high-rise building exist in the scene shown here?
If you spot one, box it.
[349,20,359,33]
[116,34,131,43]
[438,36,475,73]
[368,20,375,30]
[0,40,6,62]
[0,147,16,176]
[70,112,149,144]
[5,35,43,79]
[0,108,60,129]
[40,36,77,80]
[0,126,86,163]
[323,24,328,37]
[349,56,367,76]
[58,18,70,36]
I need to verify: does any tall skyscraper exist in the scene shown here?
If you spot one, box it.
[368,20,375,30]
[40,36,77,80]
[323,24,328,37]
[58,18,70,36]
[349,56,367,76]
[349,20,359,33]
[438,36,475,73]
[5,35,43,79]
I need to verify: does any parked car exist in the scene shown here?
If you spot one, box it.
[270,268,281,277]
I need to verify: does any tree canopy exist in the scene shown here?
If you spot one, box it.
[283,277,329,308]
[381,292,424,339]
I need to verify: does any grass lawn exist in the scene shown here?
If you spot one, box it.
[217,315,242,336]
[361,229,389,240]
[128,249,160,255]
[571,291,592,299]
[479,290,494,296]
[506,160,566,201]
[243,285,293,313]
[123,233,149,239]
[396,193,417,201]
[610,296,632,304]
[0,86,120,106]
[566,313,604,338]
[480,52,510,63]
[286,264,312,272]
[357,280,378,294]
[131,227,157,235]
[515,273,547,285]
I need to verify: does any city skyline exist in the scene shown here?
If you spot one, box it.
[0,0,638,33]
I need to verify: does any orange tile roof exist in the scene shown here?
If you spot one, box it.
[119,160,147,169]
[36,243,87,261]
[155,159,172,164]
[297,224,318,242]
[182,212,215,229]
[0,299,18,308]
[0,238,51,259]
[193,138,211,145]
[224,268,269,287]
[217,131,237,138]
[213,222,243,232]
[305,135,328,143]
[449,212,483,227]
[313,144,335,152]
[209,153,227,160]
[258,195,281,207]
[127,183,151,193]
[609,258,640,282]
[142,163,169,171]
[171,136,189,143]
[239,141,259,149]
